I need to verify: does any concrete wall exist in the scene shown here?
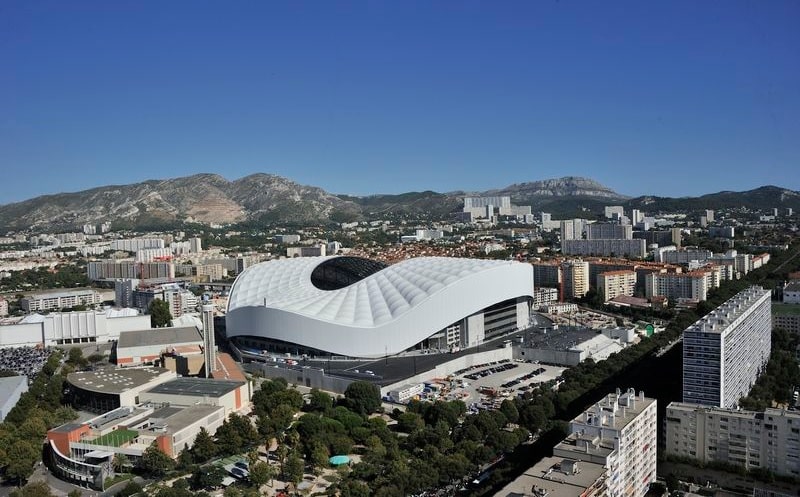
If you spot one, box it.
[244,362,356,394]
[519,347,583,366]
[0,323,43,348]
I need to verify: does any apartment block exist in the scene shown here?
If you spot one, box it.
[598,270,637,302]
[562,239,647,259]
[665,402,800,478]
[586,223,633,240]
[532,287,559,309]
[645,268,722,303]
[532,262,562,289]
[21,289,101,313]
[683,286,772,408]
[562,260,590,299]
[88,260,175,281]
[110,238,165,252]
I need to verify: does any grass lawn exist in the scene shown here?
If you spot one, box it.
[89,429,138,447]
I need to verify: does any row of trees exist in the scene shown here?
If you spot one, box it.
[739,326,800,410]
[0,351,77,484]
[0,264,89,294]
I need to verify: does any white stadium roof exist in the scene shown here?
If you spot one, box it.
[226,256,534,358]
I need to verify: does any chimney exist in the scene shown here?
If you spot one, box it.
[202,304,217,378]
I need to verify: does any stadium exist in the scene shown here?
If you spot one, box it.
[225,256,534,359]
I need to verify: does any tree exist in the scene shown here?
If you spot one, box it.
[10,482,54,497]
[138,440,175,477]
[214,413,258,456]
[113,453,130,472]
[343,381,381,415]
[117,481,142,497]
[310,443,330,473]
[148,299,172,328]
[190,427,216,463]
[284,452,304,484]
[87,353,105,366]
[192,466,226,490]
[248,461,275,488]
[5,439,39,483]
[306,388,333,413]
[66,348,86,367]
[67,490,82,497]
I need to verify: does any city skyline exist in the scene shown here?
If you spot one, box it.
[2,1,798,204]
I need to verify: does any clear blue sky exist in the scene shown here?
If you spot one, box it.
[2,1,798,204]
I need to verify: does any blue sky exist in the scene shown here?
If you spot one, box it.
[2,1,798,204]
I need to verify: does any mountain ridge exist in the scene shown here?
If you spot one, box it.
[0,174,797,231]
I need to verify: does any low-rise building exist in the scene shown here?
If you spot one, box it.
[783,282,800,304]
[21,289,101,312]
[115,327,204,367]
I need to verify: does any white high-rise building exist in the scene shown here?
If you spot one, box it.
[683,286,771,408]
[554,388,657,497]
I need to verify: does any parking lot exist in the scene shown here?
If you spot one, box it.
[417,359,566,409]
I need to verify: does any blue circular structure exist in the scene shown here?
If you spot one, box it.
[329,455,350,466]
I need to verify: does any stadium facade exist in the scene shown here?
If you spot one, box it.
[226,256,534,358]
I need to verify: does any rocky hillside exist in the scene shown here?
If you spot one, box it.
[0,173,359,230]
[485,176,629,201]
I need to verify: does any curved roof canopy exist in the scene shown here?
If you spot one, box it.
[226,256,533,358]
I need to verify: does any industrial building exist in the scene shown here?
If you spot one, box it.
[665,402,800,478]
[0,309,150,348]
[683,286,772,408]
[518,327,633,366]
[226,256,534,358]
[115,326,204,367]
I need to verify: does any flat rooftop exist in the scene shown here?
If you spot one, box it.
[143,377,244,398]
[117,326,202,349]
[687,286,769,334]
[526,327,598,351]
[68,367,174,394]
[571,389,657,429]
[0,375,27,401]
[496,456,607,497]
